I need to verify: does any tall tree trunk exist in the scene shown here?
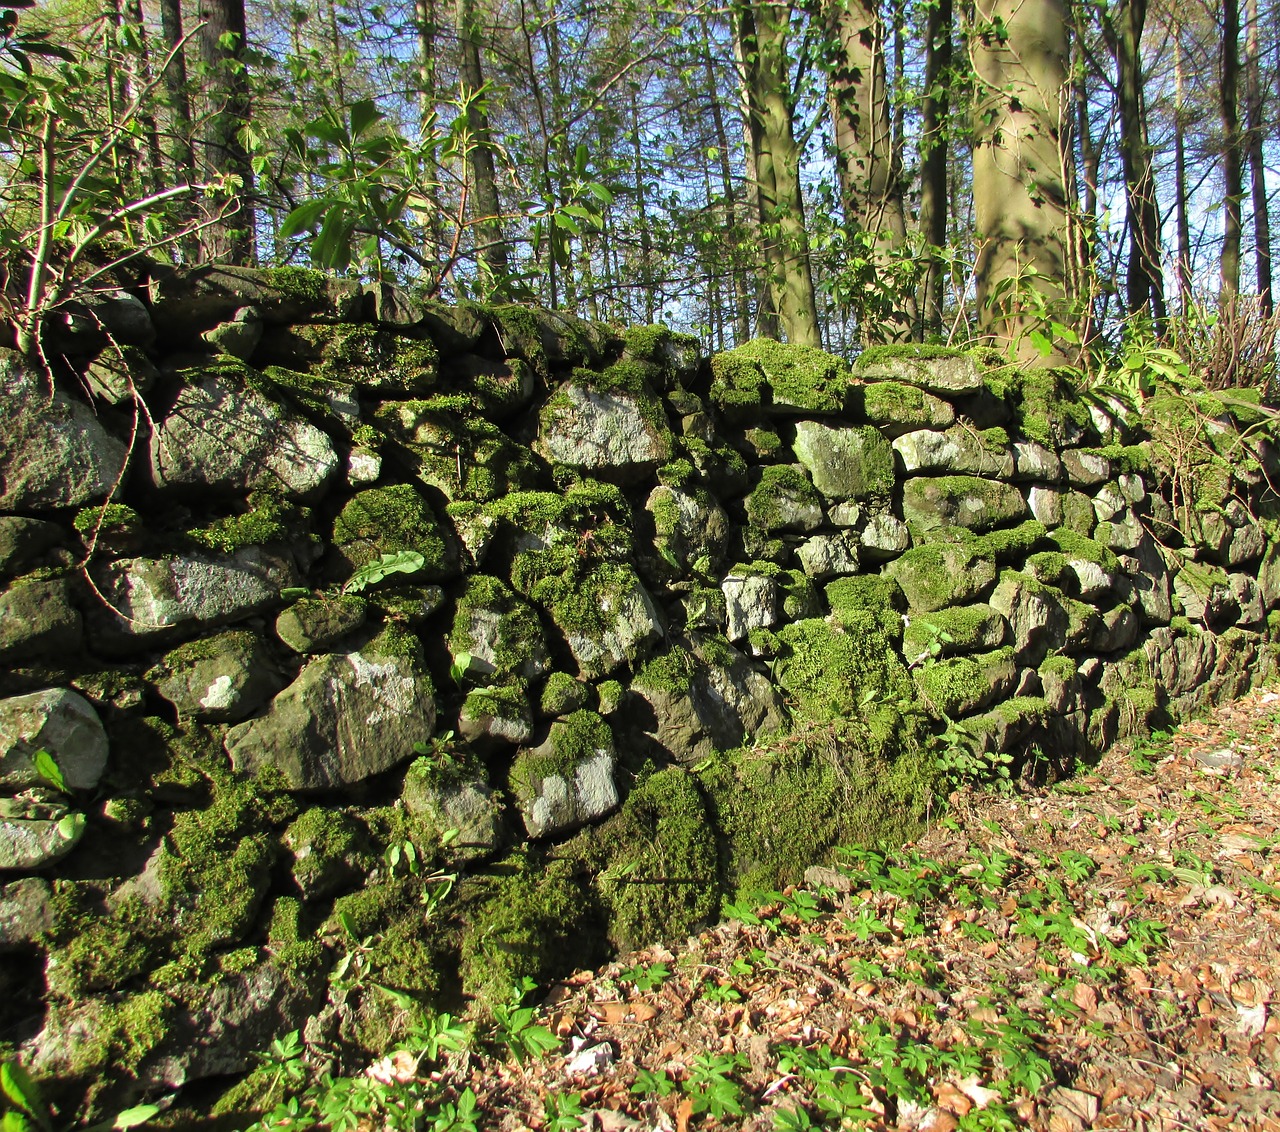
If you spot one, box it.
[198,0,255,264]
[917,0,952,338]
[1174,33,1192,310]
[735,2,821,346]
[457,0,510,297]
[1245,0,1272,314]
[157,0,196,254]
[415,0,443,264]
[1110,0,1165,323]
[970,0,1071,358]
[823,0,915,341]
[1221,0,1242,297]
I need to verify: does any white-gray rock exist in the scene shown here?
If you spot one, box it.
[722,572,778,641]
[1012,441,1063,482]
[797,532,860,580]
[1027,485,1065,527]
[0,689,108,792]
[537,382,672,483]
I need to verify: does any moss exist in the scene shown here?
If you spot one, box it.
[778,568,821,620]
[623,323,672,361]
[267,896,305,946]
[1060,492,1097,537]
[596,679,624,715]
[577,767,719,951]
[633,649,697,696]
[187,495,311,554]
[1095,443,1152,475]
[1048,528,1121,572]
[73,503,139,535]
[744,428,783,455]
[351,423,382,449]
[262,265,328,304]
[305,323,439,393]
[747,628,782,657]
[333,483,453,579]
[700,728,936,899]
[711,338,852,415]
[1024,551,1072,588]
[539,672,592,717]
[461,680,530,725]
[47,894,170,998]
[859,380,931,422]
[902,605,1004,662]
[913,519,1047,563]
[526,560,651,673]
[657,458,697,488]
[459,851,605,1008]
[490,304,551,376]
[745,465,822,532]
[1013,367,1093,448]
[914,654,995,717]
[860,343,964,366]
[986,694,1048,727]
[515,710,613,784]
[884,542,998,613]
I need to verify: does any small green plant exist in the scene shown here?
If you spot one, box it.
[542,1092,586,1131]
[683,1053,748,1120]
[1,1056,158,1131]
[343,550,426,594]
[631,1068,676,1098]
[618,961,670,992]
[488,978,559,1064]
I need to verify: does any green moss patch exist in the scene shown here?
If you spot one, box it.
[824,575,906,643]
[710,339,852,416]
[333,483,456,581]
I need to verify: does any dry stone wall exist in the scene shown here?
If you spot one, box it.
[2,263,1279,1115]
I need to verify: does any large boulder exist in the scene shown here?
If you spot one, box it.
[510,711,619,838]
[892,427,1014,478]
[901,475,1028,532]
[853,348,985,394]
[537,376,673,484]
[149,369,338,501]
[224,651,436,790]
[151,631,281,723]
[0,351,129,510]
[793,421,895,501]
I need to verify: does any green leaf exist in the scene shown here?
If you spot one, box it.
[342,550,426,593]
[0,1061,47,1128]
[278,198,331,240]
[348,97,382,139]
[1028,329,1052,357]
[112,1106,160,1129]
[32,749,66,794]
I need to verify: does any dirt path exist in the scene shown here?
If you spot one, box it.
[257,690,1280,1131]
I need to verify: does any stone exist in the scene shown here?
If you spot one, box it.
[0,877,53,949]
[1117,472,1146,505]
[1229,523,1266,567]
[989,573,1069,665]
[797,532,860,580]
[647,485,731,574]
[901,475,1028,532]
[85,345,159,405]
[275,594,367,653]
[1092,606,1139,653]
[892,427,1014,478]
[153,631,281,723]
[283,808,371,901]
[828,501,863,527]
[744,465,824,532]
[1230,573,1265,626]
[88,289,156,347]
[681,587,727,633]
[450,574,551,683]
[0,688,108,791]
[1012,441,1063,481]
[914,649,1017,717]
[365,285,488,350]
[1026,485,1064,527]
[858,380,956,436]
[0,351,129,510]
[459,684,535,750]
[902,604,1007,664]
[0,576,82,661]
[224,651,436,790]
[332,484,459,582]
[1038,658,1079,714]
[1118,537,1173,625]
[1172,568,1236,626]
[537,380,672,484]
[1092,483,1127,522]
[628,637,786,764]
[1060,491,1097,536]
[0,519,64,579]
[859,512,911,561]
[854,349,985,394]
[445,353,535,416]
[884,542,999,612]
[0,800,84,871]
[89,548,300,652]
[402,761,502,857]
[347,448,382,486]
[1094,507,1144,552]
[722,571,778,641]
[202,305,263,360]
[1259,541,1280,609]
[511,711,619,838]
[1060,449,1112,488]
[710,338,852,416]
[150,370,339,502]
[793,421,895,500]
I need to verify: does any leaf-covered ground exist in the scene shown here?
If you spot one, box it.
[255,689,1280,1132]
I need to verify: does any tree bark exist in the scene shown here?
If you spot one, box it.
[1221,0,1242,297]
[198,0,255,264]
[735,1,821,347]
[918,0,952,339]
[1174,33,1192,310]
[1245,0,1272,314]
[970,0,1071,358]
[415,0,444,264]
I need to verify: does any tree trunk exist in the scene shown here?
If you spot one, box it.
[1245,0,1272,315]
[1174,33,1192,310]
[1221,0,1242,297]
[415,0,443,264]
[918,0,952,338]
[198,0,255,264]
[823,0,916,341]
[735,2,820,346]
[457,0,510,298]
[970,0,1071,358]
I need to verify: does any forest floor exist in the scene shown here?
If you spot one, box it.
[347,690,1280,1132]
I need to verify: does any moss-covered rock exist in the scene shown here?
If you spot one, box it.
[1012,368,1092,449]
[824,574,906,643]
[510,710,619,838]
[186,496,313,556]
[913,646,1016,718]
[901,475,1028,532]
[283,806,373,901]
[402,751,503,858]
[538,671,593,718]
[647,483,731,575]
[459,681,535,749]
[256,323,439,394]
[902,604,1008,665]
[275,593,367,653]
[854,345,984,394]
[744,465,824,532]
[0,574,83,662]
[883,542,998,612]
[151,629,280,723]
[793,421,895,501]
[892,426,1015,478]
[710,339,853,416]
[856,380,956,437]
[332,483,458,583]
[449,573,550,683]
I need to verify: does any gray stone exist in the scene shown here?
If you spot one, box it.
[1038,660,1078,715]
[0,877,53,949]
[88,290,156,347]
[224,651,435,791]
[797,532,860,580]
[89,548,300,652]
[365,285,488,349]
[511,713,618,838]
[0,689,108,791]
[536,381,672,484]
[347,448,382,486]
[1229,523,1267,567]
[1060,491,1097,536]
[153,631,281,723]
[0,519,63,579]
[1117,472,1146,505]
[858,380,956,436]
[744,466,824,532]
[202,305,264,359]
[647,485,730,574]
[449,576,549,682]
[854,351,985,394]
[859,512,911,561]
[1092,606,1139,652]
[148,263,363,333]
[1092,483,1128,522]
[1118,538,1173,625]
[792,421,895,500]
[0,798,84,871]
[1026,485,1064,527]
[537,565,663,681]
[828,501,864,527]
[402,763,502,857]
[892,427,1014,477]
[0,576,82,661]
[150,371,339,501]
[1060,449,1112,488]
[459,684,535,750]
[884,542,998,612]
[901,476,1028,532]
[1095,507,1144,552]
[1064,557,1118,601]
[1012,441,1063,482]
[989,574,1069,665]
[722,571,778,641]
[1230,573,1266,626]
[283,808,371,901]
[1172,569,1236,626]
[0,351,129,510]
[1259,541,1280,609]
[85,346,158,405]
[276,595,367,654]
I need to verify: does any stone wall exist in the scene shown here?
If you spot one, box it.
[2,263,1278,1115]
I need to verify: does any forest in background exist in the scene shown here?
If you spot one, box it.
[0,0,1277,371]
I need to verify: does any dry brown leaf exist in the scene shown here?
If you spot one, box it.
[1072,983,1098,1014]
[674,1096,692,1132]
